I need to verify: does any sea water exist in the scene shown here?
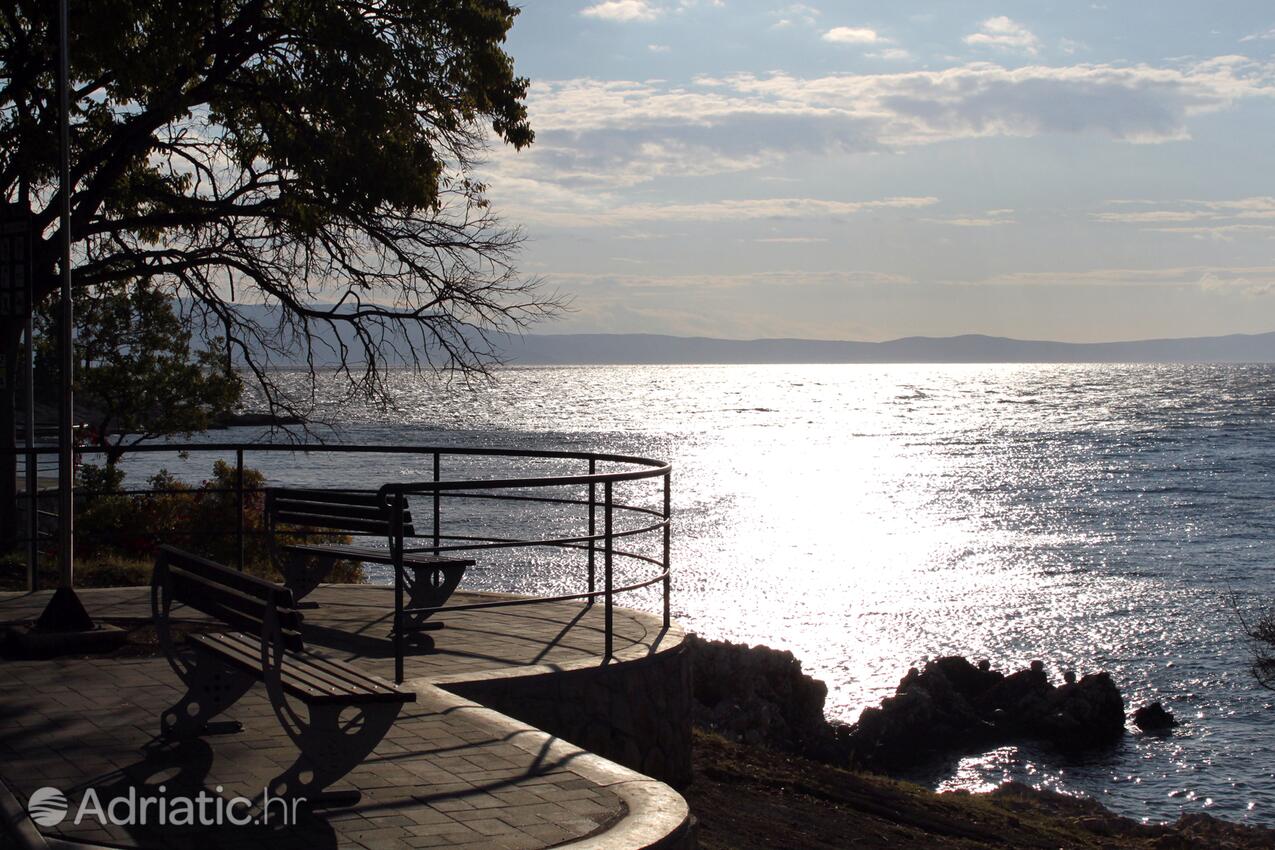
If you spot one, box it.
[124,363,1275,823]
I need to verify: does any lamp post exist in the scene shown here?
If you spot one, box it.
[34,0,92,632]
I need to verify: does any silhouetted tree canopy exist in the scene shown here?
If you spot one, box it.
[1,0,555,419]
[34,278,243,468]
[1247,607,1275,690]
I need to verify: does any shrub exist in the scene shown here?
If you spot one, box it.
[69,460,364,585]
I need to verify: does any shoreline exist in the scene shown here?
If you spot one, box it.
[686,729,1275,850]
[686,634,1269,835]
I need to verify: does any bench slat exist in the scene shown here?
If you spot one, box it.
[273,510,406,537]
[268,487,416,538]
[169,566,304,636]
[158,547,305,653]
[159,545,294,606]
[211,632,404,700]
[283,543,475,569]
[204,632,381,700]
[271,488,388,507]
[193,632,413,704]
[262,641,407,698]
[194,632,339,700]
[273,499,406,524]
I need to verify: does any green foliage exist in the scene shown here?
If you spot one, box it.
[78,461,126,495]
[1,0,555,417]
[35,279,243,466]
[0,549,26,591]
[71,459,364,585]
[0,550,153,592]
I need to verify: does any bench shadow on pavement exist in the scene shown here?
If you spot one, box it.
[0,701,339,850]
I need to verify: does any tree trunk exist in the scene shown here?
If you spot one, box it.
[0,318,20,552]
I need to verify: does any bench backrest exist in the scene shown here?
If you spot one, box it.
[266,488,415,540]
[154,545,304,652]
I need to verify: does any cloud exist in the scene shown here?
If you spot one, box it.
[1197,269,1275,295]
[581,0,661,22]
[964,17,1041,55]
[1240,28,1275,43]
[968,265,1275,292]
[614,196,937,221]
[923,211,1020,225]
[1145,224,1275,241]
[480,59,1275,218]
[648,43,671,52]
[1092,209,1217,223]
[771,3,820,29]
[500,194,939,228]
[1093,197,1275,241]
[823,26,883,45]
[868,48,913,61]
[547,269,913,289]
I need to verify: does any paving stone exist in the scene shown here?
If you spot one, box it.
[0,585,673,849]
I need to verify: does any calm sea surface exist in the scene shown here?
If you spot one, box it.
[127,363,1275,824]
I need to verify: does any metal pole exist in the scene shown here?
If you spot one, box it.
[587,458,596,602]
[662,469,671,630]
[432,451,440,553]
[392,490,405,684]
[604,480,613,661]
[18,109,36,592]
[235,448,245,571]
[24,318,36,591]
[55,0,74,591]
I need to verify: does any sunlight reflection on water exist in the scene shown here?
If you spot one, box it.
[126,363,1275,823]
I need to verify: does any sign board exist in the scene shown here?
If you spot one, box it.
[0,210,32,320]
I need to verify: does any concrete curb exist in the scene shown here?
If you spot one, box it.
[0,775,47,849]
[420,685,694,850]
[1,588,696,850]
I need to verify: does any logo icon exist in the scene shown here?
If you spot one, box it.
[27,787,68,827]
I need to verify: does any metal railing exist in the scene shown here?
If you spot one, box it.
[4,443,672,677]
[376,448,671,681]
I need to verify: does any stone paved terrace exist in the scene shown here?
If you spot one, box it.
[0,586,693,850]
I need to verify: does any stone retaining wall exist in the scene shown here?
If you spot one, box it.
[441,640,692,790]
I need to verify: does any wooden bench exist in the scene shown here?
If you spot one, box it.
[265,487,474,635]
[151,545,414,804]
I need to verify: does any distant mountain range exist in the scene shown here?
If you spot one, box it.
[496,330,1275,365]
[206,306,1275,365]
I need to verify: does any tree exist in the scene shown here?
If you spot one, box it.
[0,0,557,543]
[1245,608,1275,690]
[35,279,243,470]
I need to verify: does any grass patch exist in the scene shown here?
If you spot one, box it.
[685,729,1275,849]
[0,551,364,592]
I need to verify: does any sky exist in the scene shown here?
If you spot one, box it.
[477,1,1275,343]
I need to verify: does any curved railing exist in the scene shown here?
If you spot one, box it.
[5,443,672,678]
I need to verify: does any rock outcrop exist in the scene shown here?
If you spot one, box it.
[688,638,1129,773]
[686,634,846,759]
[1132,701,1179,733]
[846,656,1125,771]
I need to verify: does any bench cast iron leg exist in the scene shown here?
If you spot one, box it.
[282,553,339,606]
[160,650,254,739]
[267,701,405,805]
[393,565,466,637]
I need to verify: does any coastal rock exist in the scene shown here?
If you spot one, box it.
[686,634,845,758]
[687,639,1129,773]
[845,656,1125,771]
[1133,701,1179,733]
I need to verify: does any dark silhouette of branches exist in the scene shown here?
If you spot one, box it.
[1,0,561,423]
[1243,606,1275,691]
